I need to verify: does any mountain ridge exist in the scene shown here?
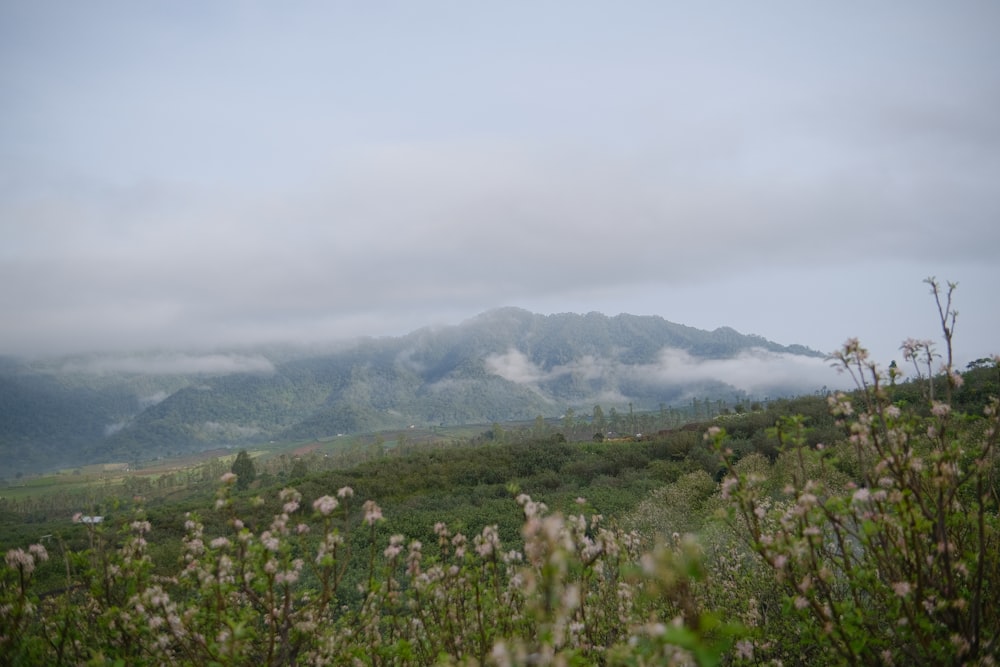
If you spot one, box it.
[0,308,829,475]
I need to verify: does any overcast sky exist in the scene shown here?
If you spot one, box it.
[2,2,998,370]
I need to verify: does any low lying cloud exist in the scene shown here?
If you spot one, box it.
[138,391,170,408]
[486,346,850,399]
[484,349,549,384]
[59,353,275,376]
[631,347,849,395]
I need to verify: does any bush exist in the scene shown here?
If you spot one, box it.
[711,279,1000,664]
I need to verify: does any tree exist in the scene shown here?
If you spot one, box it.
[289,458,308,481]
[231,450,256,490]
[592,405,607,433]
[562,408,575,436]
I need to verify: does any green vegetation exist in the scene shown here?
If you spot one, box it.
[1,280,998,664]
[1,310,819,476]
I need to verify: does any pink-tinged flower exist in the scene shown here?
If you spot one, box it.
[794,596,809,610]
[276,570,299,585]
[72,512,83,524]
[735,640,754,660]
[312,495,338,516]
[261,532,280,552]
[210,537,230,549]
[931,401,951,418]
[852,488,871,504]
[7,548,39,575]
[892,581,912,597]
[900,338,934,362]
[220,472,237,485]
[384,534,405,559]
[28,544,48,562]
[337,486,354,498]
[363,500,383,525]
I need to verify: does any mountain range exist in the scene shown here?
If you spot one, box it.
[0,308,831,475]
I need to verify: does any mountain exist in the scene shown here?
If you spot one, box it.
[0,309,827,475]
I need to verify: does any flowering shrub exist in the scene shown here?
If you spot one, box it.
[4,278,996,665]
[2,476,740,665]
[712,279,999,664]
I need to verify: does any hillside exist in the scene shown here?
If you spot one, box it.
[0,309,826,475]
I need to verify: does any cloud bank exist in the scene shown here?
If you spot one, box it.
[486,346,850,399]
[58,353,276,376]
[1,3,998,363]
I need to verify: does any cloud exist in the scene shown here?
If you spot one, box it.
[1,3,998,359]
[58,353,275,376]
[630,348,849,396]
[486,345,850,399]
[484,349,548,385]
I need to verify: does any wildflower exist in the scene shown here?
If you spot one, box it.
[827,393,854,417]
[892,581,911,597]
[794,596,809,610]
[735,640,754,660]
[931,401,951,417]
[261,531,280,552]
[312,495,339,516]
[276,570,299,585]
[474,525,501,558]
[28,544,48,562]
[852,488,871,504]
[220,472,237,484]
[337,486,354,498]
[363,500,383,525]
[5,548,34,574]
[384,534,405,559]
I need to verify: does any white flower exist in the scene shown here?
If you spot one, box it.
[892,581,911,597]
[363,500,383,525]
[312,495,339,516]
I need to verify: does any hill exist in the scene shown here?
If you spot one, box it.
[0,309,827,475]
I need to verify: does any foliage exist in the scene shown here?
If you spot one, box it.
[1,481,739,665]
[2,309,818,476]
[711,278,1000,664]
[3,280,997,665]
[231,451,257,491]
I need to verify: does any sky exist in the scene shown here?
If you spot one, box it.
[2,1,998,372]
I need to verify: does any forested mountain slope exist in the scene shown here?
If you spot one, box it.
[0,309,825,474]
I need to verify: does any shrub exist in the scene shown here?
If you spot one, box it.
[712,278,1000,664]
